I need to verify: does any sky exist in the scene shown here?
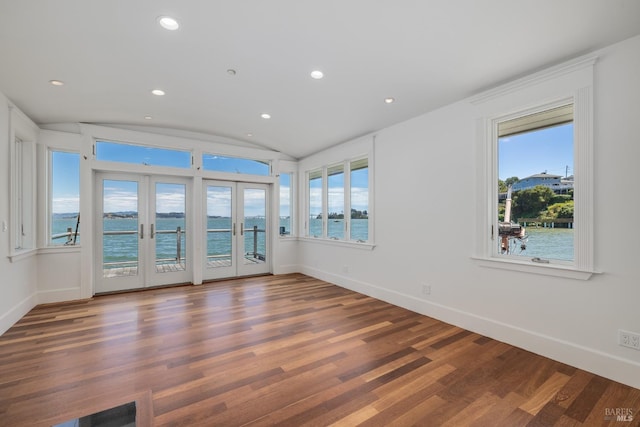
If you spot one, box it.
[308,168,369,216]
[498,123,573,181]
[53,144,283,217]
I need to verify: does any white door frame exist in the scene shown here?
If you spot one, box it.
[203,180,271,281]
[95,172,192,293]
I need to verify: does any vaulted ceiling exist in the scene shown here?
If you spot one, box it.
[1,1,639,158]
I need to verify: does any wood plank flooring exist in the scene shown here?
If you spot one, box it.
[1,273,638,426]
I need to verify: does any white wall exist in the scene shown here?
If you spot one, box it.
[0,95,38,335]
[299,35,640,389]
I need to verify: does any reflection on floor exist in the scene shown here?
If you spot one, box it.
[53,402,136,427]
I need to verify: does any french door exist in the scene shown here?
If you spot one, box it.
[95,173,191,293]
[203,181,270,280]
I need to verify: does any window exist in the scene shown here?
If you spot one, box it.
[473,54,595,279]
[350,158,369,242]
[327,164,345,239]
[96,140,191,168]
[308,169,323,237]
[50,151,81,246]
[305,157,370,243]
[202,154,270,176]
[9,106,38,255]
[279,173,293,236]
[497,104,573,262]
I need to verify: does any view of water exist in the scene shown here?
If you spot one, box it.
[503,227,574,261]
[53,218,573,264]
[308,218,369,241]
[53,217,273,266]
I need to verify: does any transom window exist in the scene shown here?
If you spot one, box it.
[202,154,270,176]
[96,140,191,168]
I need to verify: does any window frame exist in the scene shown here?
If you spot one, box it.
[303,154,373,249]
[472,54,596,279]
[8,106,38,259]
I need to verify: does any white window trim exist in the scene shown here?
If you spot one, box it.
[8,104,39,261]
[302,155,373,247]
[471,54,598,280]
[299,135,374,247]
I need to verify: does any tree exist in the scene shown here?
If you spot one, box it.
[505,176,519,187]
[512,185,555,218]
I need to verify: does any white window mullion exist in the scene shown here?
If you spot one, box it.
[344,160,351,240]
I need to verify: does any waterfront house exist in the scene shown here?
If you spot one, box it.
[1,2,639,425]
[512,172,574,193]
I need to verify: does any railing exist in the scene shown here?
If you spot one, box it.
[55,225,266,266]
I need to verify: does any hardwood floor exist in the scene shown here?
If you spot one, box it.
[1,274,638,426]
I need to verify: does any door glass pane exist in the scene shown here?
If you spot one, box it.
[206,185,233,268]
[155,183,186,273]
[102,180,138,278]
[243,188,266,265]
[327,164,344,239]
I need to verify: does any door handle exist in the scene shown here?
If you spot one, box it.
[240,223,244,236]
[150,224,155,239]
[140,224,144,239]
[233,223,236,236]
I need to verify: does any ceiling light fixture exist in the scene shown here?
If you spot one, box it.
[158,16,180,31]
[261,113,271,119]
[384,97,395,104]
[144,115,153,120]
[227,69,237,76]
[310,70,324,79]
[247,133,254,137]
[151,89,165,96]
[49,80,64,86]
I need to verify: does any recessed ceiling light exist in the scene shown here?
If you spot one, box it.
[49,80,64,86]
[144,115,153,120]
[151,89,165,96]
[384,97,395,104]
[261,113,271,119]
[247,133,253,137]
[310,70,324,79]
[158,16,179,31]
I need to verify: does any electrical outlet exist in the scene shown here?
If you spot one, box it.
[421,284,431,296]
[619,330,640,350]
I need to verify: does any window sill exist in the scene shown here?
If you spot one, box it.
[8,248,38,263]
[300,236,375,251]
[471,256,599,280]
[39,245,82,255]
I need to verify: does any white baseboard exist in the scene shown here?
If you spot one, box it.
[273,264,300,275]
[38,288,83,305]
[0,292,37,336]
[301,266,640,390]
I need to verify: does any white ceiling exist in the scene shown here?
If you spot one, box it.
[1,1,639,159]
